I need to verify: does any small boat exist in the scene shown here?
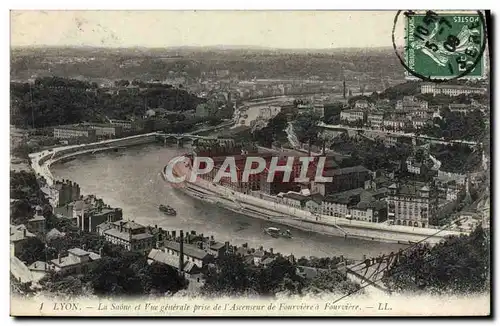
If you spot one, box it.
[264,227,292,239]
[281,229,293,239]
[159,204,177,216]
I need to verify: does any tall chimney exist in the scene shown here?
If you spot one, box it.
[23,229,26,237]
[58,253,62,264]
[343,78,346,99]
[179,230,184,274]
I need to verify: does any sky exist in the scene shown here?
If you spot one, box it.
[10,10,405,49]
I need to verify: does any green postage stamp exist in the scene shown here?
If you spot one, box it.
[404,10,487,81]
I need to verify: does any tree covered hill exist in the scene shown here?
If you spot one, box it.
[10,77,204,128]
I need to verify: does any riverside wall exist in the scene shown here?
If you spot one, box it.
[176,175,466,244]
[30,133,159,186]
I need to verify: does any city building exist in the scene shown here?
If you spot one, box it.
[311,166,371,196]
[383,117,407,131]
[348,200,388,223]
[42,179,81,208]
[203,238,229,258]
[340,109,366,123]
[367,112,384,129]
[322,195,353,218]
[421,83,487,96]
[147,248,203,281]
[259,106,281,120]
[147,231,210,283]
[354,100,370,109]
[279,104,299,121]
[109,119,134,129]
[449,103,473,114]
[54,195,123,232]
[411,118,428,129]
[87,124,123,138]
[387,182,438,228]
[48,248,102,275]
[10,224,36,257]
[77,206,123,233]
[279,192,308,209]
[148,229,214,283]
[396,96,428,110]
[53,126,97,139]
[161,240,214,269]
[28,261,50,283]
[313,103,325,118]
[98,220,154,252]
[305,194,324,213]
[27,206,46,235]
[407,108,435,120]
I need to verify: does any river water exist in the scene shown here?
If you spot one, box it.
[51,143,405,260]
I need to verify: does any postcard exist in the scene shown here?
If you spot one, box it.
[9,10,491,317]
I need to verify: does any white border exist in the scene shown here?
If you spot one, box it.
[2,1,498,326]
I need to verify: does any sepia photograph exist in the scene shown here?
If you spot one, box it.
[8,9,491,317]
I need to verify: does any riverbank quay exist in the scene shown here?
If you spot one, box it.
[168,163,466,244]
[29,132,161,185]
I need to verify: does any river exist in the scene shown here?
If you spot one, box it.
[50,143,405,260]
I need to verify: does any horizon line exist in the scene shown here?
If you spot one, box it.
[11,44,398,51]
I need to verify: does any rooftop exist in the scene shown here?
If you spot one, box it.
[28,261,49,272]
[28,215,46,222]
[104,228,153,242]
[449,103,469,108]
[68,248,90,257]
[10,224,36,242]
[261,257,276,265]
[46,228,65,241]
[53,125,92,132]
[209,242,226,250]
[389,182,433,197]
[282,192,307,202]
[111,220,145,230]
[253,250,266,258]
[323,165,370,177]
[50,249,101,268]
[163,240,211,260]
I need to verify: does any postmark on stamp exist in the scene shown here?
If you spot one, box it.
[392,10,488,82]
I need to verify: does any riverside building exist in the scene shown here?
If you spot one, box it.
[97,220,154,252]
[387,182,438,228]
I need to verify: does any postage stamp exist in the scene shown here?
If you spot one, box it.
[401,10,487,81]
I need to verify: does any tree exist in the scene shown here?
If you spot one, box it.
[39,273,92,298]
[305,269,361,295]
[17,237,46,265]
[383,226,489,294]
[254,256,305,296]
[293,112,322,153]
[148,262,188,295]
[252,112,288,147]
[202,253,252,296]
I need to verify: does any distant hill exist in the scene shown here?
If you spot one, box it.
[10,46,404,82]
